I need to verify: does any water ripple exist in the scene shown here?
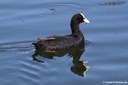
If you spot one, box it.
[99,1,126,6]
[0,41,34,54]
[39,3,84,15]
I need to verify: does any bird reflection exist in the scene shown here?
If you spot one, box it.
[32,43,89,77]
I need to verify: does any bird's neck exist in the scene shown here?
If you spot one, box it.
[70,21,83,37]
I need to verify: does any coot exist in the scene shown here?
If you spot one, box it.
[33,13,90,50]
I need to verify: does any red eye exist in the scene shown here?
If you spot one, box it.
[79,16,83,19]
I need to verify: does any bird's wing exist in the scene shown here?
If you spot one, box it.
[37,35,71,42]
[38,37,56,41]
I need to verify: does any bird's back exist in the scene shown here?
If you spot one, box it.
[33,35,84,50]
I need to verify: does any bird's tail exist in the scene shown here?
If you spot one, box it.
[32,43,40,49]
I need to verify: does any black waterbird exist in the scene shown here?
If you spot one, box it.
[33,13,90,50]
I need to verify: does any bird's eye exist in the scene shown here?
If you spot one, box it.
[79,16,83,19]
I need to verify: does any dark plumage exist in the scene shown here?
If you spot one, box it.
[33,13,90,50]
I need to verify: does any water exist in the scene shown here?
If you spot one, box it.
[0,0,128,85]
